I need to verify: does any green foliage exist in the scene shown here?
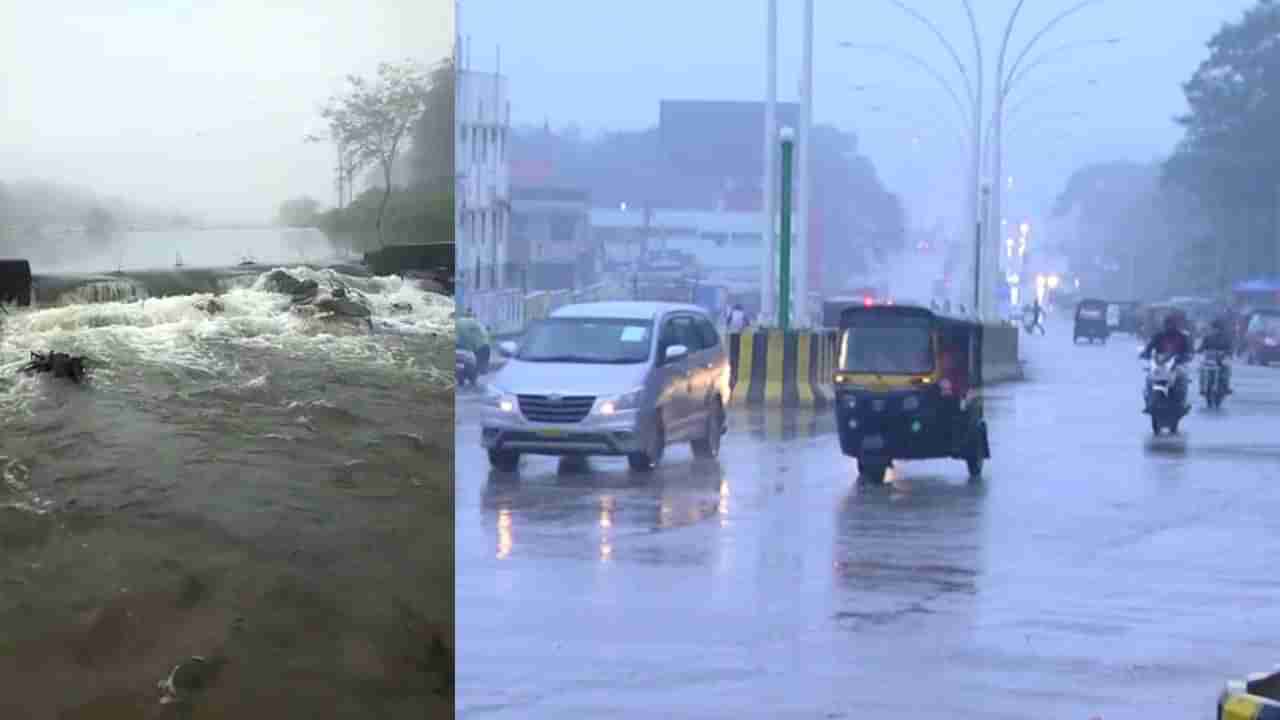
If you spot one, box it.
[1161,0,1280,289]
[318,182,453,253]
[408,59,455,187]
[277,196,321,228]
[321,60,435,246]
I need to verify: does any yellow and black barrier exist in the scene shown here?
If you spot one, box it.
[726,330,838,409]
[1218,668,1280,720]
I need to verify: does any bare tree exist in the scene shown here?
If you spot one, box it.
[321,61,431,247]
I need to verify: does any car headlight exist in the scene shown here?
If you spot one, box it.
[484,385,516,413]
[1266,337,1278,346]
[594,388,643,416]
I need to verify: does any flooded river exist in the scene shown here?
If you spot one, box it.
[0,261,454,717]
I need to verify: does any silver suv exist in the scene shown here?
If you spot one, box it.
[480,301,730,472]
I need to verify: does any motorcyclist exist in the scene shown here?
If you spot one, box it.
[1140,314,1192,411]
[1197,318,1234,395]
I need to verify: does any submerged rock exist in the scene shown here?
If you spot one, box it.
[194,298,224,315]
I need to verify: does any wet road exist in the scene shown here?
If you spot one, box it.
[456,320,1280,719]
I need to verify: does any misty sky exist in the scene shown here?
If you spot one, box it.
[0,1,452,224]
[459,0,1256,233]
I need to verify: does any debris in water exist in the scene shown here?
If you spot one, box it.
[19,351,89,383]
[157,654,226,705]
[391,302,414,313]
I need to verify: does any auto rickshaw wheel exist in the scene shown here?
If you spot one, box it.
[857,459,888,484]
[965,453,983,479]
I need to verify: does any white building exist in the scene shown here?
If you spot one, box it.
[456,68,511,296]
[591,208,764,290]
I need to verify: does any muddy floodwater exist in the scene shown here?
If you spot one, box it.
[0,266,454,718]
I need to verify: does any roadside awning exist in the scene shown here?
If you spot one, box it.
[1234,276,1280,293]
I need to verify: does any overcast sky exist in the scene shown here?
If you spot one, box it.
[458,0,1256,232]
[0,1,452,224]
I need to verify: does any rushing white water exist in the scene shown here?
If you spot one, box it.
[1,266,455,414]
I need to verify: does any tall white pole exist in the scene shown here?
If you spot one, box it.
[796,0,813,327]
[763,0,778,324]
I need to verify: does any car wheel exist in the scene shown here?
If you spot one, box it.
[691,401,723,459]
[628,415,665,472]
[487,450,520,472]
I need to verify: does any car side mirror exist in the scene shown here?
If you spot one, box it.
[498,341,518,357]
[664,344,689,363]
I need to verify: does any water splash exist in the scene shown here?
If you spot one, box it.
[1,267,455,388]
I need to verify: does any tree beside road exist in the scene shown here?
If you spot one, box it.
[1163,0,1280,285]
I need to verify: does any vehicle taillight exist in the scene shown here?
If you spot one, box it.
[863,296,873,307]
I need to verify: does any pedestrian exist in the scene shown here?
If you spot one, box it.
[1031,299,1046,335]
[726,303,748,334]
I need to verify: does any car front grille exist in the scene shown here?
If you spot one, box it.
[517,394,596,423]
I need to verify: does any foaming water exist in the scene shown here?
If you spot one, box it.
[0,264,455,713]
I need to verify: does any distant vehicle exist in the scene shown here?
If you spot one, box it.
[1242,309,1280,366]
[481,301,730,473]
[1072,298,1110,344]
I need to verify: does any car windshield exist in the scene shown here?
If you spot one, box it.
[517,317,653,364]
[840,320,934,374]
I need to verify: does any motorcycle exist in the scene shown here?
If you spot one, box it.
[1144,353,1190,435]
[1198,350,1230,409]
[456,349,477,386]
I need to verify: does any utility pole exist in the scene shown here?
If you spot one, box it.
[762,0,778,326]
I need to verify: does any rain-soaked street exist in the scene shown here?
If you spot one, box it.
[456,316,1280,719]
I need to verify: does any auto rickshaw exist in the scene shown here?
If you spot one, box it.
[1073,298,1110,344]
[832,304,990,484]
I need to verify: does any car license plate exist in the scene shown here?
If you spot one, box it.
[862,434,885,451]
[537,428,564,437]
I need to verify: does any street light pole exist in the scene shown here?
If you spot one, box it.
[763,0,778,326]
[976,182,990,314]
[796,0,814,327]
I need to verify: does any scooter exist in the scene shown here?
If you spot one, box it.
[1144,353,1190,435]
[1198,350,1230,409]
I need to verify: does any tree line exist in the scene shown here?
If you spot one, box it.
[1053,0,1280,300]
[280,58,455,253]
